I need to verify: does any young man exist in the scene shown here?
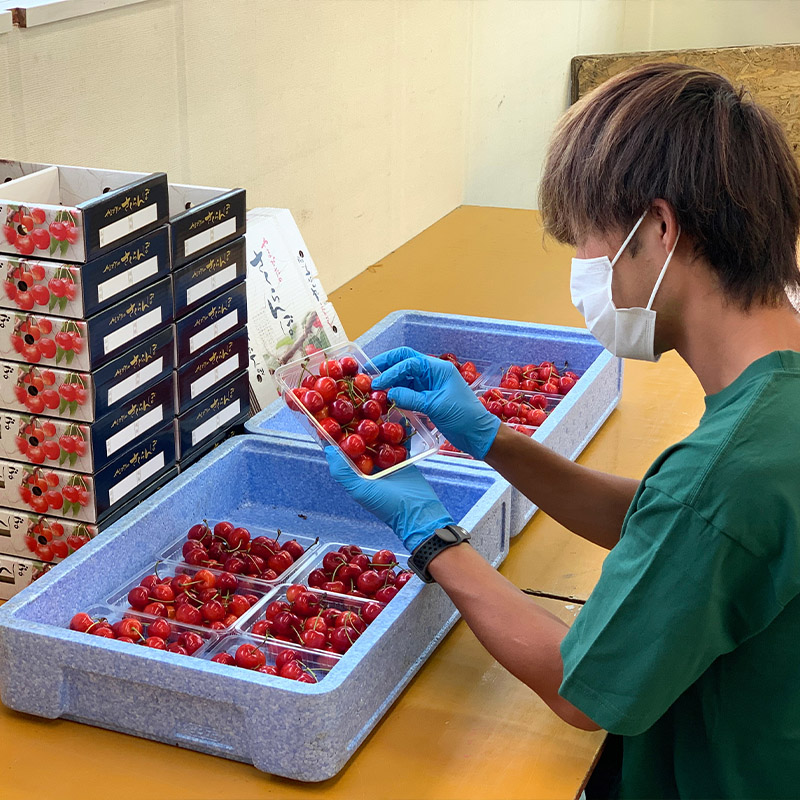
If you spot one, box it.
[326,63,800,798]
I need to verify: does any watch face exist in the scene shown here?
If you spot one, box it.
[436,526,460,543]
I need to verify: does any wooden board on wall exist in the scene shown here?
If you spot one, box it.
[571,44,800,157]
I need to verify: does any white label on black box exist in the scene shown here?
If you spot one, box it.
[188,309,238,355]
[183,217,237,258]
[106,357,164,406]
[189,353,240,399]
[103,308,162,355]
[105,405,164,457]
[185,264,237,306]
[191,399,241,446]
[96,256,159,304]
[98,204,159,248]
[108,451,165,506]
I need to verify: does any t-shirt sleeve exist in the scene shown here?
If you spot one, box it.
[559,485,785,736]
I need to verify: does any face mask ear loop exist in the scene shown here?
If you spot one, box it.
[646,227,681,311]
[610,210,649,268]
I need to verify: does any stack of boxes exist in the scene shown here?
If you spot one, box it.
[167,182,249,470]
[0,162,248,597]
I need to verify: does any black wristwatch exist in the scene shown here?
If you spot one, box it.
[408,524,471,584]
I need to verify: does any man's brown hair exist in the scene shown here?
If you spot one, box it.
[539,62,800,309]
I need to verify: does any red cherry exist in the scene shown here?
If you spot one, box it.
[318,360,344,380]
[354,454,374,475]
[211,652,236,666]
[15,236,34,256]
[375,444,399,471]
[303,389,324,414]
[329,398,354,425]
[31,229,50,250]
[38,338,56,359]
[339,356,359,376]
[374,585,399,603]
[69,612,96,632]
[379,421,405,445]
[31,284,50,305]
[2,225,17,245]
[65,225,79,245]
[313,376,337,403]
[340,434,366,459]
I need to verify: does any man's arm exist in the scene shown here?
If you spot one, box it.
[485,424,639,550]
[428,541,601,731]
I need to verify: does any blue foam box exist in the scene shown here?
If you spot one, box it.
[247,310,623,536]
[0,434,511,781]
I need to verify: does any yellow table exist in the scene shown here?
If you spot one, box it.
[1,207,706,800]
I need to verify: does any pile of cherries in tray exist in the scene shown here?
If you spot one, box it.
[285,356,412,475]
[439,388,551,455]
[498,361,578,394]
[248,583,384,654]
[125,564,261,630]
[212,644,324,682]
[479,388,549,429]
[69,612,205,655]
[435,352,481,384]
[306,544,413,602]
[181,520,311,581]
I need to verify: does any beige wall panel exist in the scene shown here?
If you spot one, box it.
[2,1,185,175]
[182,0,470,290]
[0,36,15,154]
[465,0,629,210]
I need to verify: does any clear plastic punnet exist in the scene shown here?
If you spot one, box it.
[199,634,341,683]
[74,604,218,657]
[156,520,320,585]
[274,342,439,480]
[105,560,269,632]
[289,541,411,597]
[480,360,583,398]
[236,583,387,655]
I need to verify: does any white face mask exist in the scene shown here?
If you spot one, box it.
[570,211,680,362]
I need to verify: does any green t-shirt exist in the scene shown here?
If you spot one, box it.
[560,350,800,799]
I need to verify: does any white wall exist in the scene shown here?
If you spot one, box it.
[0,0,798,289]
[0,0,472,290]
[466,0,800,210]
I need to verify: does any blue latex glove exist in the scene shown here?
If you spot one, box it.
[325,447,454,552]
[371,347,501,459]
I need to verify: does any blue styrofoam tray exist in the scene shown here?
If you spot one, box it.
[0,434,511,781]
[247,310,623,536]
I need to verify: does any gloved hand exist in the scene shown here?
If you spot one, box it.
[371,347,501,459]
[326,447,454,552]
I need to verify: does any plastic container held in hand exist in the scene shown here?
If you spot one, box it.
[274,342,439,480]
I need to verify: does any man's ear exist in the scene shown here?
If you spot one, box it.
[650,199,680,256]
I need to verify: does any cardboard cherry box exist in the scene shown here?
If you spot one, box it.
[174,370,249,462]
[0,226,170,319]
[0,162,168,263]
[168,183,246,269]
[0,509,97,563]
[0,325,174,422]
[0,423,177,523]
[172,236,245,318]
[0,553,53,601]
[0,374,174,471]
[0,276,174,371]
[174,327,248,414]
[173,282,247,366]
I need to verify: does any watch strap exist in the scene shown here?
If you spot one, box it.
[408,524,471,583]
